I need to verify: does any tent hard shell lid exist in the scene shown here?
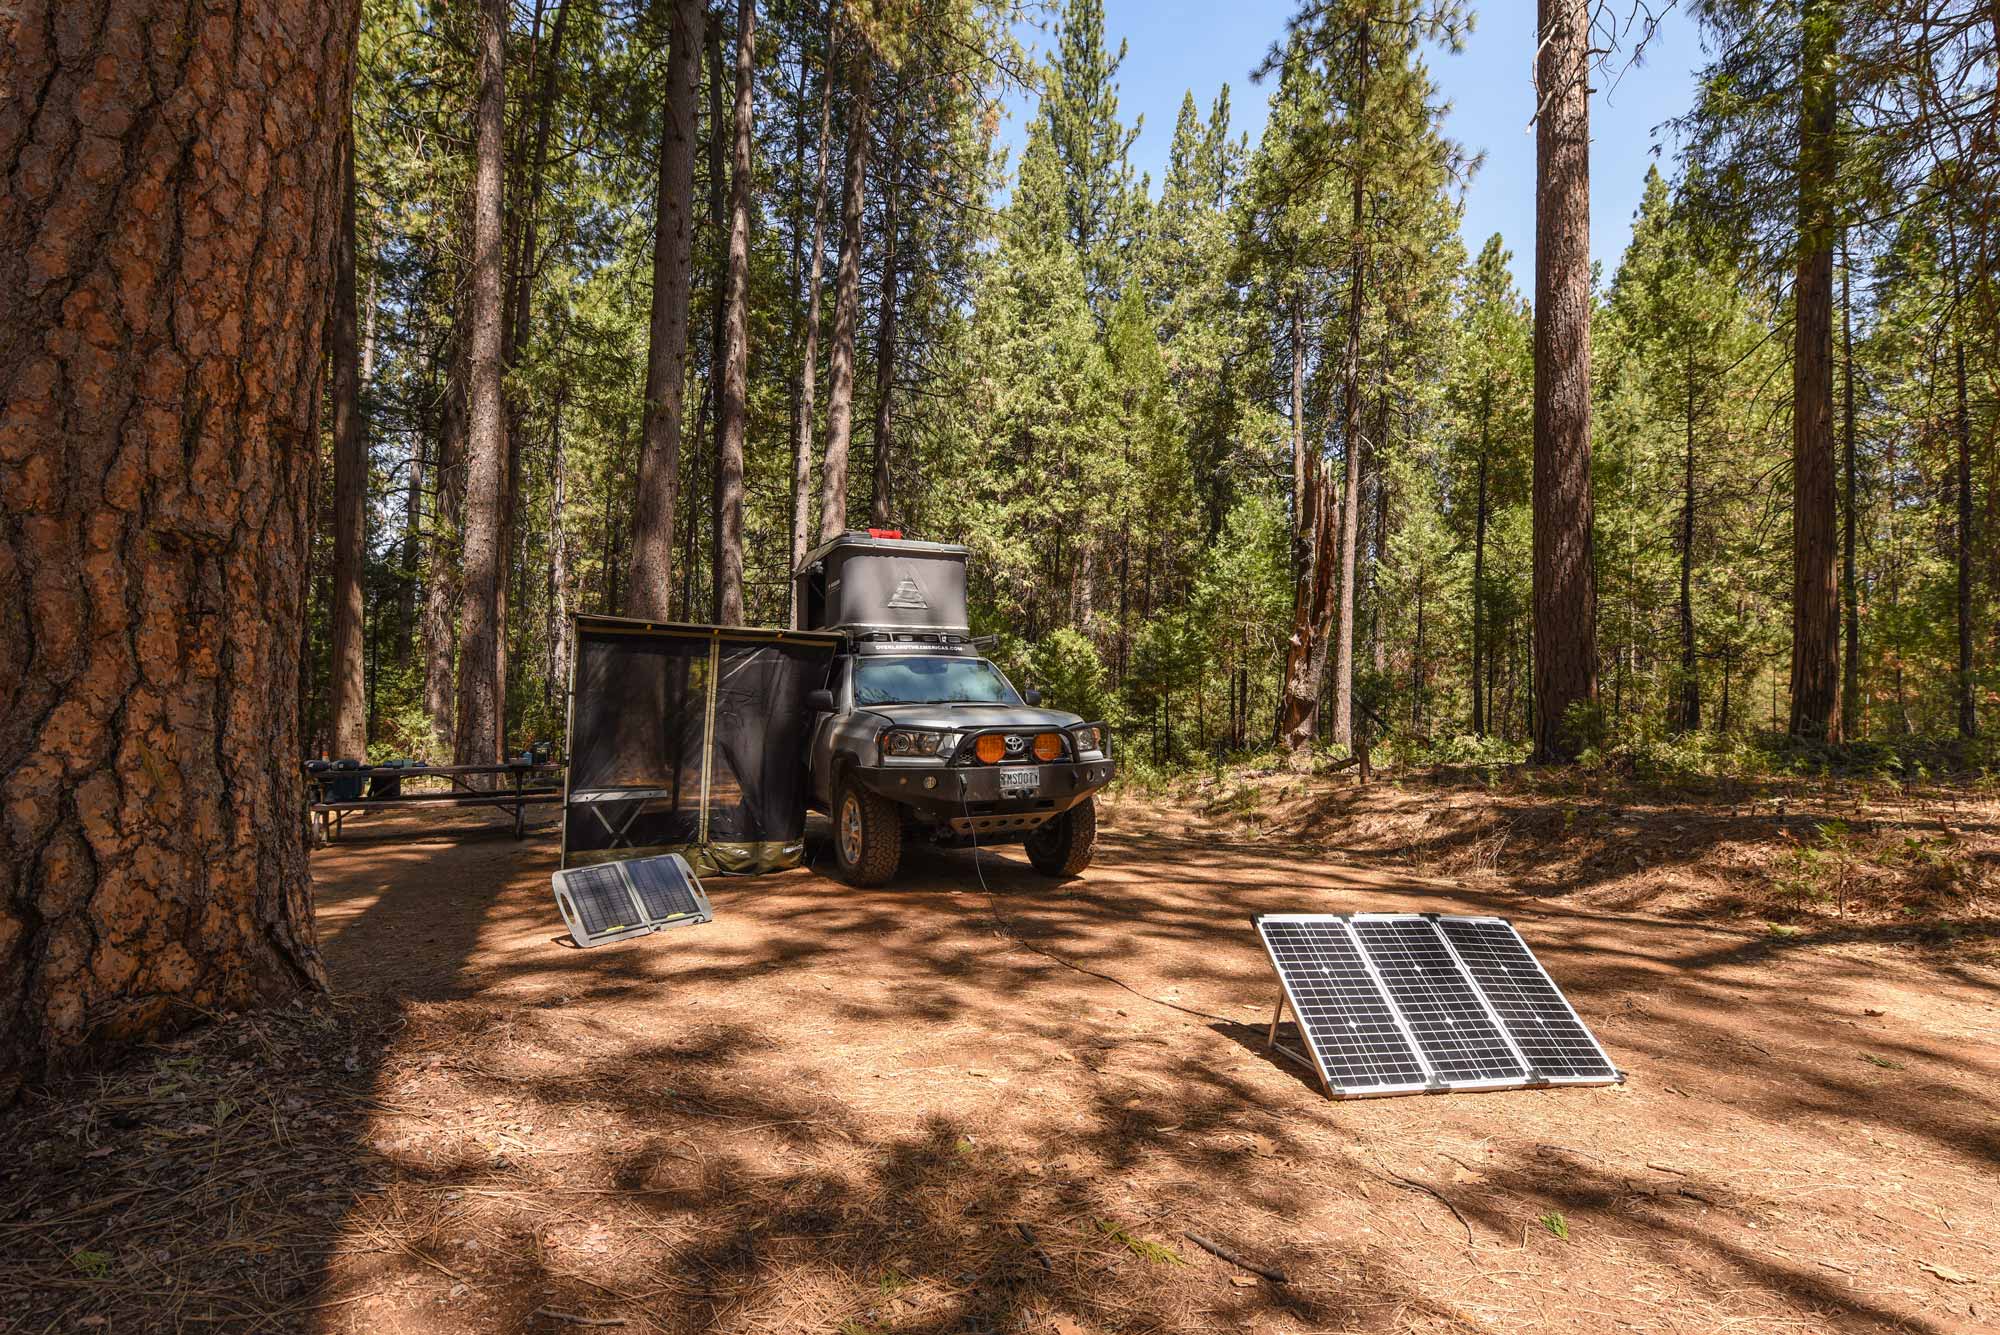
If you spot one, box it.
[793,530,970,636]
[562,616,840,874]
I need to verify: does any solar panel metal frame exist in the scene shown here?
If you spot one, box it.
[1254,915,1431,1098]
[551,853,714,948]
[1432,914,1620,1085]
[1254,912,1622,1099]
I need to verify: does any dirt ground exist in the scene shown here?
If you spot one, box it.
[6,781,2000,1334]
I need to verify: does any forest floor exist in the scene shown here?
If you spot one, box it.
[4,768,1999,1335]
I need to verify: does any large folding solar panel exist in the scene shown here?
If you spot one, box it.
[552,853,714,947]
[1255,912,1619,1098]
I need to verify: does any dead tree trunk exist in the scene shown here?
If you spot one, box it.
[1787,0,1841,742]
[0,0,358,1096]
[790,6,837,624]
[1531,0,1599,761]
[714,0,755,626]
[626,0,706,620]
[821,41,875,539]
[329,132,368,760]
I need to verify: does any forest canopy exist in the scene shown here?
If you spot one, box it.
[305,0,1997,768]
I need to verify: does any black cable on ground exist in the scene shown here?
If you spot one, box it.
[959,774,1237,1028]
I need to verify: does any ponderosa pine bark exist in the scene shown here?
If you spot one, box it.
[1,0,358,1096]
[869,100,906,530]
[1531,0,1599,761]
[455,0,510,768]
[1840,248,1861,734]
[627,0,706,620]
[714,0,755,626]
[821,41,875,539]
[1787,1,1841,742]
[329,133,368,761]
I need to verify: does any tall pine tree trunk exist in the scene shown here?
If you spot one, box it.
[329,133,368,760]
[1290,300,1308,587]
[456,0,510,769]
[1952,278,1976,738]
[1,0,358,1095]
[1673,367,1699,734]
[627,0,706,619]
[1841,247,1861,734]
[870,102,905,529]
[1330,20,1370,751]
[821,44,875,539]
[423,341,465,759]
[1787,0,1841,741]
[1531,0,1599,761]
[714,0,755,626]
[790,6,836,624]
[1471,384,1491,735]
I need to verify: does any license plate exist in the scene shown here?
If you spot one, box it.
[998,766,1040,792]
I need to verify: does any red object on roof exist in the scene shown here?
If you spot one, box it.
[868,527,903,539]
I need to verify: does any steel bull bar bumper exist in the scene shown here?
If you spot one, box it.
[852,758,1118,835]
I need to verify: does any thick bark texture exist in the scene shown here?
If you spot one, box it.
[626,0,705,620]
[1787,3,1841,742]
[790,13,836,624]
[455,0,509,767]
[1531,0,1599,761]
[869,102,905,530]
[1278,444,1336,751]
[0,0,358,1095]
[329,134,367,760]
[714,0,754,626]
[820,47,874,540]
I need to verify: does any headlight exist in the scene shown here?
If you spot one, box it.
[1074,725,1106,757]
[1032,732,1065,761]
[881,729,949,757]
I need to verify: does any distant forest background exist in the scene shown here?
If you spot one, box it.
[308,0,1998,771]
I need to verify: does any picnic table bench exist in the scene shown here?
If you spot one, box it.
[305,761,564,843]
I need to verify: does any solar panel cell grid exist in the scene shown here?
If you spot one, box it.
[565,864,640,938]
[1349,918,1526,1084]
[626,855,699,921]
[1259,919,1427,1092]
[1437,918,1617,1081]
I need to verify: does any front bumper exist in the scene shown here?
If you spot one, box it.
[851,757,1117,834]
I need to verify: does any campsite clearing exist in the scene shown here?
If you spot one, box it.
[4,787,1997,1334]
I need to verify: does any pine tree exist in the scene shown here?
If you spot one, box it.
[1045,0,1142,316]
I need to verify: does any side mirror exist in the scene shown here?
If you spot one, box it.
[807,689,836,713]
[1022,687,1042,706]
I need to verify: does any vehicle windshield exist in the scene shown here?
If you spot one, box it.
[852,656,1021,706]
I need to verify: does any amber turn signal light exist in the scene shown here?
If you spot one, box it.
[1032,732,1063,761]
[975,734,1006,764]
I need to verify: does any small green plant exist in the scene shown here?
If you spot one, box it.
[1095,1219,1184,1264]
[69,1249,114,1279]
[1540,1211,1570,1240]
[1858,1053,1905,1071]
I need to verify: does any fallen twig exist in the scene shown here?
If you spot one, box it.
[533,1309,629,1327]
[1183,1230,1288,1284]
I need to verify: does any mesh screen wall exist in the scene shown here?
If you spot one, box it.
[563,617,839,873]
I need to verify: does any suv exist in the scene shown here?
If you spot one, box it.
[794,531,1115,886]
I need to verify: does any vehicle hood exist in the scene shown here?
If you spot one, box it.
[858,703,1086,731]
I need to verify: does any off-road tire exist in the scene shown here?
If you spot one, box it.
[1026,796,1096,878]
[833,781,902,887]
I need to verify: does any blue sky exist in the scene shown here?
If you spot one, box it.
[1002,0,1710,293]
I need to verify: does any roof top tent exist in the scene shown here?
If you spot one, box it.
[794,530,971,639]
[562,615,841,874]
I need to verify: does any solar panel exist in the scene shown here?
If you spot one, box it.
[1257,917,1428,1095]
[1436,917,1618,1082]
[1253,913,1620,1099]
[1348,916,1526,1087]
[552,853,714,947]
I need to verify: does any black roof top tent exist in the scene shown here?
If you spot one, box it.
[792,530,970,639]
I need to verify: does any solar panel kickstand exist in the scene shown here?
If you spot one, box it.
[1263,993,1334,1096]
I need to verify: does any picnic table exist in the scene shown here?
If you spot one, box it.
[304,761,564,843]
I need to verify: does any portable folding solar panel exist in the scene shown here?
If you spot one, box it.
[1254,912,1620,1099]
[552,853,714,948]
